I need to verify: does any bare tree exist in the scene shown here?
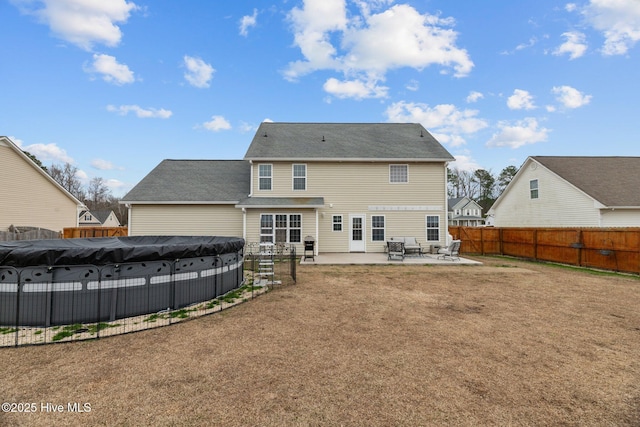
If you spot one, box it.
[86,177,111,211]
[448,167,476,199]
[49,163,86,201]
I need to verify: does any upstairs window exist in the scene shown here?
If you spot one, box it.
[293,164,306,190]
[530,179,539,199]
[389,164,408,183]
[259,164,272,191]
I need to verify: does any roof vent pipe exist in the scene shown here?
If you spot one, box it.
[322,135,325,142]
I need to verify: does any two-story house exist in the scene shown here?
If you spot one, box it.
[121,123,455,254]
[1,136,84,233]
[448,197,484,226]
[488,156,640,227]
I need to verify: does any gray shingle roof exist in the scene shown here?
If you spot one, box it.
[121,160,250,203]
[533,156,640,207]
[244,122,455,161]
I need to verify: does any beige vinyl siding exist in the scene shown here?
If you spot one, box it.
[493,159,601,227]
[0,143,79,232]
[129,204,242,236]
[252,161,448,252]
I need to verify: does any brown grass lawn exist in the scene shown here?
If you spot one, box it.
[1,256,640,426]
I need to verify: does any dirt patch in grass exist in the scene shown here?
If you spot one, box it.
[2,257,640,426]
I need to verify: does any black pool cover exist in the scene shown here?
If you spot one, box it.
[0,236,245,267]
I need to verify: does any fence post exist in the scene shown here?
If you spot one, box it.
[14,276,21,347]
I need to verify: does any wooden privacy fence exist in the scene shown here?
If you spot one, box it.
[63,227,128,239]
[449,226,640,274]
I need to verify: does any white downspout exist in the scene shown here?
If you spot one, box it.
[242,208,247,241]
[127,204,132,236]
[248,160,253,197]
[444,163,449,245]
[315,209,319,255]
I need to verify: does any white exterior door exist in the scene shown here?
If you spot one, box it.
[349,214,366,252]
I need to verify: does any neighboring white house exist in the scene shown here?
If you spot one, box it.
[488,156,640,227]
[79,209,121,227]
[121,123,455,254]
[448,197,484,226]
[0,136,84,232]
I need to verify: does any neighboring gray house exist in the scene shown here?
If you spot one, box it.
[488,156,640,227]
[122,122,455,254]
[79,209,121,227]
[448,197,484,226]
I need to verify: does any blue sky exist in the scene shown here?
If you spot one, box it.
[2,0,639,197]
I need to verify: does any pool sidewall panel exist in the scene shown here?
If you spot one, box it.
[0,252,244,327]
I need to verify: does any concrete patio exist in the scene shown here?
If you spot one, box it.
[300,252,482,265]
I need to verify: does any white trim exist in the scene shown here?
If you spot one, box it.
[332,214,343,232]
[370,214,385,242]
[389,164,409,183]
[258,163,273,191]
[292,163,307,191]
[368,205,442,211]
[426,214,441,243]
[349,214,366,252]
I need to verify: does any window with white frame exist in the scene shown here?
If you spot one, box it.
[426,215,439,242]
[259,164,272,191]
[293,164,306,190]
[389,164,408,183]
[260,214,301,243]
[333,215,343,232]
[371,215,385,241]
[530,179,539,199]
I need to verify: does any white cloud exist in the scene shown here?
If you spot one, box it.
[582,0,640,55]
[239,8,258,36]
[86,53,135,85]
[285,1,473,98]
[12,0,138,50]
[90,159,124,171]
[450,153,482,172]
[566,3,578,13]
[238,121,256,133]
[106,104,172,118]
[16,141,74,163]
[183,55,215,88]
[323,77,388,99]
[202,115,231,132]
[553,31,588,59]
[385,101,488,147]
[105,178,125,189]
[507,89,536,110]
[486,118,550,148]
[551,85,592,108]
[405,79,420,91]
[466,91,484,103]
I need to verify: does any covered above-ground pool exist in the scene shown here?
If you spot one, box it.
[0,236,245,327]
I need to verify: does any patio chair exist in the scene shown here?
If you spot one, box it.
[403,237,423,257]
[437,240,461,261]
[387,241,405,261]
